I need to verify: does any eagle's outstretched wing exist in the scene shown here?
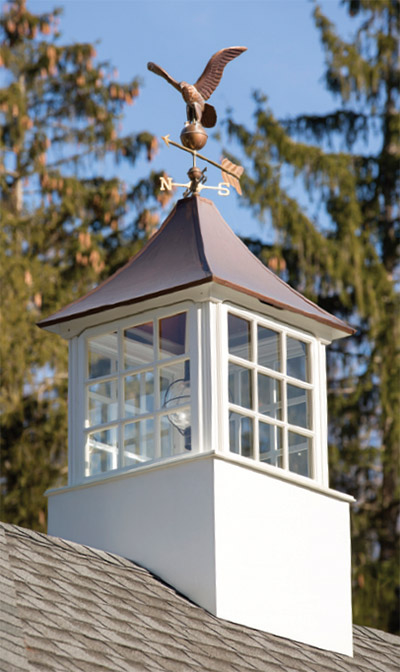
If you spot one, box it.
[147,62,181,92]
[194,47,247,101]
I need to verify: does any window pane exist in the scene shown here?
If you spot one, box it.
[161,415,191,457]
[88,332,118,378]
[229,413,253,458]
[124,372,154,418]
[87,380,118,426]
[87,427,118,476]
[259,422,282,467]
[124,322,153,370]
[160,360,190,409]
[258,374,282,420]
[124,419,154,466]
[287,384,311,429]
[287,337,309,382]
[258,326,280,371]
[229,364,252,409]
[159,312,187,358]
[228,314,251,361]
[288,431,311,478]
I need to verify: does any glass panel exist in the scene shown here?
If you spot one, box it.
[87,427,118,476]
[288,431,311,478]
[87,380,118,426]
[258,374,282,419]
[124,322,153,370]
[258,326,280,371]
[229,413,253,458]
[124,419,154,466]
[229,364,252,409]
[228,313,251,361]
[88,332,118,379]
[124,372,154,418]
[159,312,186,358]
[287,337,309,382]
[161,414,191,457]
[259,422,282,467]
[287,384,311,429]
[160,360,190,409]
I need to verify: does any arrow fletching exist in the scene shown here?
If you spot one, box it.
[221,158,244,195]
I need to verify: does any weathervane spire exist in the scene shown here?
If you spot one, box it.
[147,46,247,198]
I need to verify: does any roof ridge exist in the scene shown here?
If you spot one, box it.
[191,195,213,276]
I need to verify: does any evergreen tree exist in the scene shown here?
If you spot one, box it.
[227,0,399,632]
[0,0,170,531]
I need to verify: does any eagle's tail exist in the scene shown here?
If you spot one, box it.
[201,103,217,128]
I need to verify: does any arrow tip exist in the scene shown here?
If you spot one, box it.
[162,134,170,147]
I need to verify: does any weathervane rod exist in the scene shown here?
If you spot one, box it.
[162,135,240,181]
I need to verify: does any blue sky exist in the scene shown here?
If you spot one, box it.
[26,0,356,240]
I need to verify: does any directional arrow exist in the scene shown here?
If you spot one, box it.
[162,134,243,195]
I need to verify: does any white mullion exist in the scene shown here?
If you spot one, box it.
[84,354,188,386]
[68,338,76,485]
[85,368,148,385]
[189,303,201,453]
[317,341,329,485]
[139,371,146,414]
[281,332,288,471]
[154,318,161,459]
[85,420,120,436]
[219,304,230,453]
[285,424,314,439]
[77,335,88,481]
[228,401,258,421]
[252,319,259,461]
[117,329,123,469]
[283,375,313,390]
[308,340,316,481]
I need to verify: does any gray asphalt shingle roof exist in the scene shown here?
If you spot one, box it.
[0,522,398,672]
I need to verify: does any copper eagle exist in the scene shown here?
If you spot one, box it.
[147,46,247,128]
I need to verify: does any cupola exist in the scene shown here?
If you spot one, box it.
[40,194,355,656]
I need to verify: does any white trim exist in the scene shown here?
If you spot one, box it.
[46,449,354,504]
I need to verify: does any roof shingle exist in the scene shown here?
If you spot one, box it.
[0,522,398,672]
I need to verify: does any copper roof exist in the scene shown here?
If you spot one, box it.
[38,195,353,334]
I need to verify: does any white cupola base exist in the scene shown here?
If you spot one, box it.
[48,452,353,656]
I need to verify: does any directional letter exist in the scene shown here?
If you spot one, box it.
[160,176,173,191]
[217,182,230,197]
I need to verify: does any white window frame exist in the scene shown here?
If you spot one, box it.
[219,303,329,486]
[70,301,200,484]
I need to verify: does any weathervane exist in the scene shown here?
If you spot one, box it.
[147,46,247,198]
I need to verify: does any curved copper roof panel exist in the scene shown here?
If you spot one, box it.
[38,195,353,334]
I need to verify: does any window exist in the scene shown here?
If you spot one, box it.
[227,309,315,479]
[84,310,191,477]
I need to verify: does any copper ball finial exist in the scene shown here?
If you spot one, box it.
[180,122,208,151]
